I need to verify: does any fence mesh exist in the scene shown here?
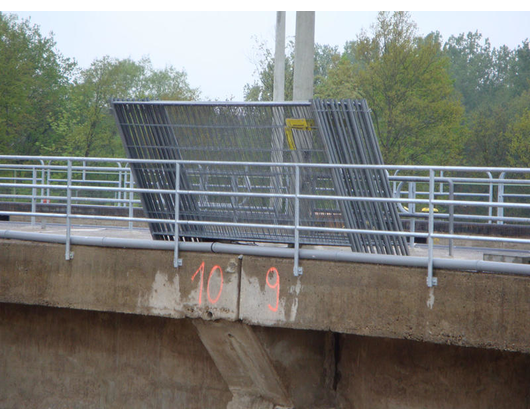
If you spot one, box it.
[111,99,408,255]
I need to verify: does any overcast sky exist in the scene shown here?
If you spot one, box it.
[6,3,530,100]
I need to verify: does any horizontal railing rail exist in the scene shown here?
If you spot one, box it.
[1,155,529,286]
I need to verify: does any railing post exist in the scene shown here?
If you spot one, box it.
[174,162,182,268]
[487,172,493,224]
[128,173,134,230]
[293,166,303,277]
[46,164,51,201]
[31,166,36,227]
[13,168,17,199]
[65,160,73,261]
[497,172,505,225]
[427,169,437,287]
[448,179,454,257]
[408,181,416,248]
[41,162,47,230]
[117,163,123,206]
[39,159,45,205]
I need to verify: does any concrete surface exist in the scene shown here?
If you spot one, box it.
[1,238,529,353]
[1,236,529,408]
[193,319,292,408]
[0,239,240,322]
[1,303,528,408]
[484,252,530,264]
[0,303,232,408]
[239,256,530,353]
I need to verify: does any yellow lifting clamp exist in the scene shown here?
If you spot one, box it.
[284,118,315,150]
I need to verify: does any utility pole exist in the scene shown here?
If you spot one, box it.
[271,12,286,214]
[273,11,286,102]
[292,11,315,101]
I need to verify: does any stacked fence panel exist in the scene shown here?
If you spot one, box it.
[112,100,346,245]
[111,99,408,255]
[312,99,409,255]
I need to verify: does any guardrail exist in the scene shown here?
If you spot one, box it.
[1,155,529,286]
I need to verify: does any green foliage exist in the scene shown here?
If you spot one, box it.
[314,55,360,99]
[505,91,530,169]
[48,56,200,157]
[0,12,74,155]
[244,12,530,169]
[244,38,283,101]
[463,88,530,168]
[346,12,465,165]
[1,11,528,170]
[507,109,530,168]
[244,40,338,101]
[444,31,504,111]
[465,104,511,167]
[509,40,530,95]
[442,33,530,167]
[245,12,465,165]
[0,13,200,159]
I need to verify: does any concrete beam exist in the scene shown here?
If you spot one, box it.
[239,256,530,353]
[0,240,240,322]
[192,319,292,408]
[2,238,530,408]
[1,239,529,353]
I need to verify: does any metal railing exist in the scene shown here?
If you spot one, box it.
[1,155,529,286]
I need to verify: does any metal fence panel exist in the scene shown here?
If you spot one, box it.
[312,99,409,255]
[111,100,407,254]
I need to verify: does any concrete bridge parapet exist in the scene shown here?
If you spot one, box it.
[1,239,529,408]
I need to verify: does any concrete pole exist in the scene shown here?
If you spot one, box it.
[273,11,286,102]
[291,12,316,230]
[271,12,286,213]
[293,11,315,101]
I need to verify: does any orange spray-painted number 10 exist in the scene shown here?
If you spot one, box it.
[191,262,280,312]
[191,262,223,305]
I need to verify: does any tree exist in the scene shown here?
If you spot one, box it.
[505,90,530,169]
[443,31,525,113]
[244,40,338,101]
[245,12,464,165]
[507,109,530,169]
[244,38,285,101]
[314,55,360,99]
[49,56,200,157]
[346,12,465,165]
[465,104,511,167]
[144,64,201,100]
[0,13,74,155]
[508,40,530,97]
[443,32,530,166]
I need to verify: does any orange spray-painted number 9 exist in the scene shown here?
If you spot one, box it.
[265,267,280,312]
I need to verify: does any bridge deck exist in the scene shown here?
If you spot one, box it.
[1,220,527,261]
[1,234,528,354]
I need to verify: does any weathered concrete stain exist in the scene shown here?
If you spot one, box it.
[427,288,435,309]
[139,256,241,321]
[140,270,182,317]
